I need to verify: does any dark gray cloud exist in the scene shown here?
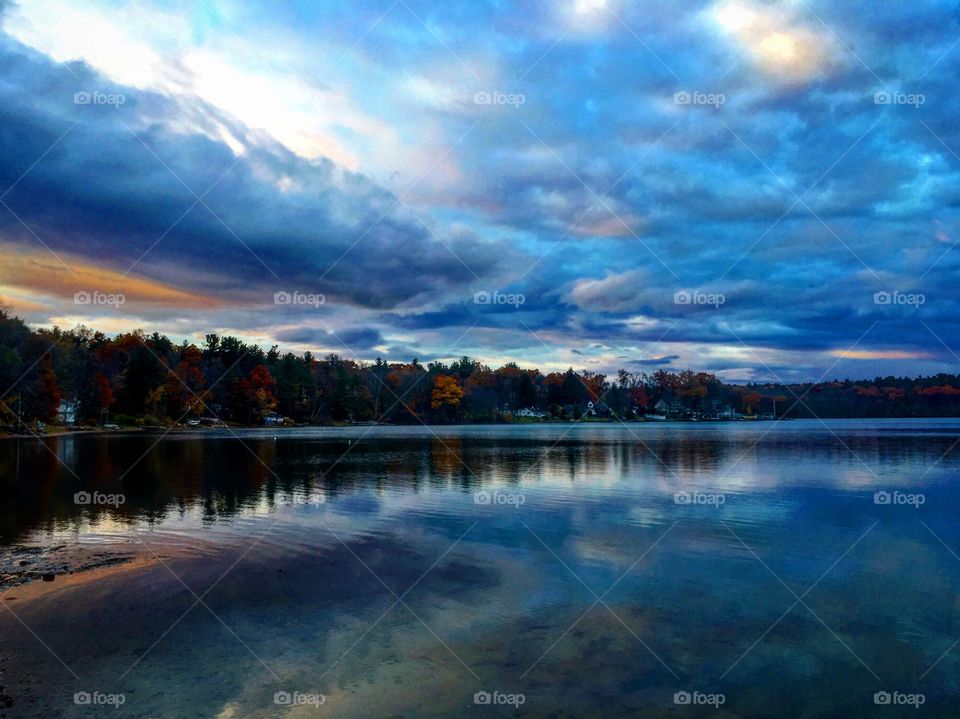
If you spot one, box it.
[275,326,384,350]
[629,355,680,367]
[0,35,514,313]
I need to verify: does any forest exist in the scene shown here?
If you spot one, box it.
[3,306,960,429]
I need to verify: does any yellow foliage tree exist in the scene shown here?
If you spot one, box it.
[431,375,464,410]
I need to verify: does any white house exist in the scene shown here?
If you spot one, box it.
[514,407,547,418]
[57,400,80,425]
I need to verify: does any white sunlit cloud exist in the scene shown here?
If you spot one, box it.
[707,0,838,82]
[561,0,621,35]
[3,0,411,173]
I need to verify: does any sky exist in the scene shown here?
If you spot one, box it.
[0,0,959,383]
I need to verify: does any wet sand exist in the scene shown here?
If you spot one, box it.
[1,543,141,590]
[0,556,163,717]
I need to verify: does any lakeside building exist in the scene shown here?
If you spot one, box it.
[57,400,80,426]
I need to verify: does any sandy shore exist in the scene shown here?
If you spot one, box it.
[0,543,142,591]
[0,553,165,716]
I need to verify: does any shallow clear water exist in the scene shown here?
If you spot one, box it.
[1,419,960,717]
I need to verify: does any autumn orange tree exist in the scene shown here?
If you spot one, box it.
[430,375,463,420]
[164,345,208,417]
[249,364,278,416]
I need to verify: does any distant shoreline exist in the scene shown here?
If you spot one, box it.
[6,415,960,440]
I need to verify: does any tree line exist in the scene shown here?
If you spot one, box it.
[3,307,960,427]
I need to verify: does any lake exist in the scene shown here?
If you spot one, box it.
[1,419,959,717]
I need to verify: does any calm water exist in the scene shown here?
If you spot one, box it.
[1,420,960,717]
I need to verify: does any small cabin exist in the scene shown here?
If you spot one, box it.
[57,400,80,426]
